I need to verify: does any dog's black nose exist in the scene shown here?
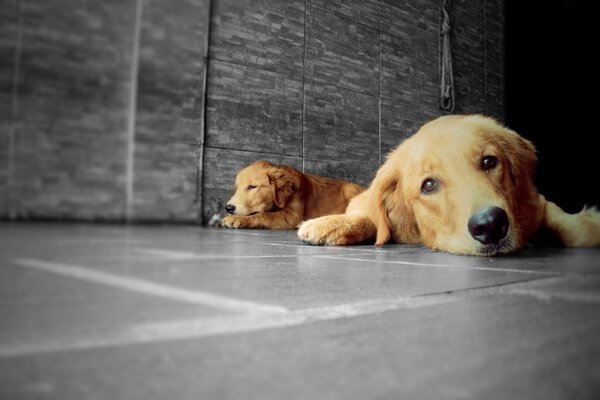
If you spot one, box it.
[225,204,236,214]
[468,207,509,245]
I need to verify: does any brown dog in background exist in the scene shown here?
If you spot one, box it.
[222,160,364,230]
[298,115,600,255]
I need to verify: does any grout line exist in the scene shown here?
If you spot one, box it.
[13,259,288,315]
[314,255,561,275]
[301,0,308,173]
[483,0,488,116]
[125,0,144,221]
[378,0,382,166]
[134,248,301,260]
[197,0,214,223]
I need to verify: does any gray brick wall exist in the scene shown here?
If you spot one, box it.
[0,0,505,223]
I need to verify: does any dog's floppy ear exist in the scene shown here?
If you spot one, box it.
[267,165,300,209]
[369,144,420,246]
[497,126,537,190]
[368,149,411,246]
[372,165,397,246]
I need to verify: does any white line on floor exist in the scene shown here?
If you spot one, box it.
[0,295,457,358]
[134,248,299,260]
[314,255,560,275]
[13,258,288,315]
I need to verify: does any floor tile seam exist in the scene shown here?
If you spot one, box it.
[313,255,562,276]
[450,277,600,304]
[261,242,427,255]
[132,247,387,260]
[134,248,305,260]
[414,275,567,300]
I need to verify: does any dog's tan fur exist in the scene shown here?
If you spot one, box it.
[298,115,600,255]
[222,160,364,230]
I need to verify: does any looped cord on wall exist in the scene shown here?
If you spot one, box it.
[440,0,455,112]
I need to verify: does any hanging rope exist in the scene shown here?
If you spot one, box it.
[440,0,455,112]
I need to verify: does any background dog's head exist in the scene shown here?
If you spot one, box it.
[225,161,300,216]
[372,115,541,255]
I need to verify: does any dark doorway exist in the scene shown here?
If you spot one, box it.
[505,2,599,213]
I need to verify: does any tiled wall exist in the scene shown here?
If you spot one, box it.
[0,0,505,223]
[202,0,505,222]
[0,0,210,221]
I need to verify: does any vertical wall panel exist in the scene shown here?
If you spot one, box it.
[209,0,305,79]
[380,0,439,105]
[132,141,202,221]
[302,2,379,183]
[304,5,379,96]
[303,83,378,163]
[205,60,303,156]
[452,0,486,115]
[9,0,136,220]
[132,0,210,221]
[0,0,19,216]
[380,98,423,157]
[134,0,209,144]
[379,0,440,154]
[484,0,505,122]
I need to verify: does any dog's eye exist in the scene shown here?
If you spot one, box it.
[247,185,257,190]
[481,156,499,171]
[421,178,439,194]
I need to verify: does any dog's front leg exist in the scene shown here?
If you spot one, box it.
[298,214,377,245]
[222,207,303,230]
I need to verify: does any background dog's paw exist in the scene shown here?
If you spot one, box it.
[222,215,246,229]
[298,216,348,245]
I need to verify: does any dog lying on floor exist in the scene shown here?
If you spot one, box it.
[298,114,600,256]
[222,160,365,230]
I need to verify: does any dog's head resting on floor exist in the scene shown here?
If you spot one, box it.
[225,160,300,216]
[370,114,543,256]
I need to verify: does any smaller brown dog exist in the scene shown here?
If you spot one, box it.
[222,160,364,230]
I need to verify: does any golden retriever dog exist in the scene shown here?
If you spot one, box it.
[222,160,365,230]
[298,114,600,255]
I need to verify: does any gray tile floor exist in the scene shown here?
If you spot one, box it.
[1,222,599,399]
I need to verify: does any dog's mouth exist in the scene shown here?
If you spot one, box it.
[475,237,516,256]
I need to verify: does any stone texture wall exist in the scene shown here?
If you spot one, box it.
[202,0,505,222]
[0,0,504,223]
[0,0,210,221]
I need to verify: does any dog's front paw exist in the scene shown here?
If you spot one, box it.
[222,215,247,229]
[298,216,350,245]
